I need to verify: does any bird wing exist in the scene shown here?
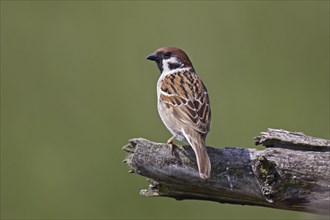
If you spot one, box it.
[159,70,211,134]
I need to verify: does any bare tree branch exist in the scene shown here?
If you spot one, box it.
[255,128,330,151]
[122,128,330,215]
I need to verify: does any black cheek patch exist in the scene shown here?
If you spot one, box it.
[169,62,181,70]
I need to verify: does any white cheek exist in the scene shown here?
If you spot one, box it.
[162,57,182,72]
[167,57,180,63]
[162,60,171,72]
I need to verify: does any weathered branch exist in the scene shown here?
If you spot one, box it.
[122,128,330,215]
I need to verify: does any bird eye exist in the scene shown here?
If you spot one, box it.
[163,52,171,59]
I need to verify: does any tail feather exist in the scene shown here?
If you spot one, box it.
[185,131,211,179]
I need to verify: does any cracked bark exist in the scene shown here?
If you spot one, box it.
[122,128,330,215]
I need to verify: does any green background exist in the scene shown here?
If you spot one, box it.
[1,1,329,219]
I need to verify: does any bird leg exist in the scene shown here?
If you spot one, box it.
[167,136,176,155]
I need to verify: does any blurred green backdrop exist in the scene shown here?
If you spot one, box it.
[1,1,329,219]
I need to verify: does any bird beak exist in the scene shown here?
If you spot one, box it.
[146,52,158,61]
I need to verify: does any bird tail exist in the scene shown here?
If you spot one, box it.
[185,131,211,179]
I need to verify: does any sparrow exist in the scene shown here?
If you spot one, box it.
[146,47,212,179]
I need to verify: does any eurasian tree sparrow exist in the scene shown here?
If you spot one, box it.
[146,47,212,179]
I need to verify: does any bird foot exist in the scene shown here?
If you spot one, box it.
[167,136,177,155]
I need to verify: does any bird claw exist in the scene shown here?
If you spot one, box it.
[167,137,176,156]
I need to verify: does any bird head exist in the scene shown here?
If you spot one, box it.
[146,47,194,73]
